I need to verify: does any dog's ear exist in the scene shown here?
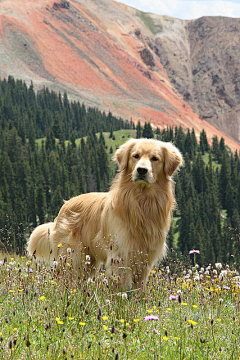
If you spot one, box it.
[114,139,137,171]
[163,142,183,177]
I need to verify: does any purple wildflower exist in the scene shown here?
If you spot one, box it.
[169,295,178,300]
[189,249,200,255]
[223,286,230,290]
[0,260,4,266]
[144,315,159,321]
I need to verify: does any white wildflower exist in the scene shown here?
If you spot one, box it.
[9,261,16,267]
[215,262,222,270]
[67,247,71,253]
[85,255,91,265]
[220,270,228,277]
[121,292,128,300]
[194,275,200,281]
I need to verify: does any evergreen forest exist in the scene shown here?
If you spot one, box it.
[0,77,240,267]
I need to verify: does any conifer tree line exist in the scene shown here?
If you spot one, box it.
[0,77,240,267]
[0,76,134,142]
[0,77,133,253]
[133,123,240,266]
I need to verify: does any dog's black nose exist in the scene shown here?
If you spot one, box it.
[137,167,148,176]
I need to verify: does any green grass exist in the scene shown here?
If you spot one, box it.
[35,129,136,150]
[172,217,180,247]
[0,254,239,359]
[136,10,163,34]
[202,153,221,171]
[100,129,136,149]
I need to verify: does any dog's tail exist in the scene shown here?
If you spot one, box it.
[28,222,55,261]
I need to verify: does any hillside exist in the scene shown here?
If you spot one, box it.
[0,0,240,150]
[152,15,240,145]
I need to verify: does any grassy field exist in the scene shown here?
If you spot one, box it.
[3,132,239,358]
[0,253,239,359]
[35,129,136,149]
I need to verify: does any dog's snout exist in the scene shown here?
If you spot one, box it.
[137,167,148,176]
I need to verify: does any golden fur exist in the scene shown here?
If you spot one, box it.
[28,138,183,289]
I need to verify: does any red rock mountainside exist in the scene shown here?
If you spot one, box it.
[0,0,239,151]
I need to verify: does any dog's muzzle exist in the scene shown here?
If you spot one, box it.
[135,167,148,181]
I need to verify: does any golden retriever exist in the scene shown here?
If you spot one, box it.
[28,138,182,289]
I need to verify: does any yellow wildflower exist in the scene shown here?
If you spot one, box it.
[188,319,197,326]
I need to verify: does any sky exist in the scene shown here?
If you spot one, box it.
[117,0,240,20]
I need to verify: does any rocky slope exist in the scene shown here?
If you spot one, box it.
[0,0,239,150]
[152,15,240,145]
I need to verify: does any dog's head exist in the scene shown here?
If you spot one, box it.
[114,138,183,185]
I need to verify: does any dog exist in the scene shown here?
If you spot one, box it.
[28,138,183,289]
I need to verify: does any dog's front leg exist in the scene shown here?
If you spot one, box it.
[105,255,133,290]
[133,264,152,290]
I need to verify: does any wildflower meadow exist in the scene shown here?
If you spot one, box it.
[0,251,239,359]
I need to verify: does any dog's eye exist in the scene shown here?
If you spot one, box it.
[151,156,158,162]
[133,154,140,159]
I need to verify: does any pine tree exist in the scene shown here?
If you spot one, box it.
[136,121,142,138]
[142,122,153,138]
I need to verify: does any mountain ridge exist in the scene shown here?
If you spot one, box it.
[0,0,240,150]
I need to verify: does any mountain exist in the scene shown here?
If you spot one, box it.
[152,15,240,146]
[0,0,240,151]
